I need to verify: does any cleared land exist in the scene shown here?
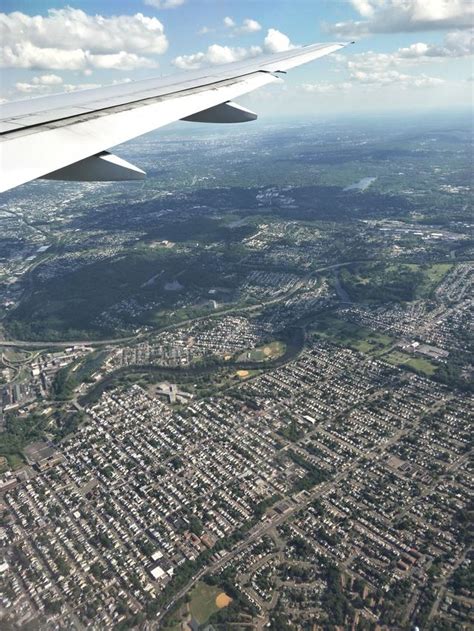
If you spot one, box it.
[401,262,453,296]
[238,340,286,363]
[216,592,233,608]
[310,317,393,355]
[164,582,231,630]
[384,350,437,376]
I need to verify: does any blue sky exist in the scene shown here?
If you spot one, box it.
[1,1,472,115]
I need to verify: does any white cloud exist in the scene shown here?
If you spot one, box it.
[13,76,132,98]
[33,73,63,85]
[335,43,449,89]
[173,44,262,70]
[223,16,262,35]
[15,78,101,94]
[15,81,51,94]
[398,29,473,57]
[205,44,261,64]
[263,29,294,53]
[351,0,380,18]
[90,51,156,70]
[0,8,167,70]
[338,30,472,83]
[351,68,444,87]
[347,50,407,75]
[239,19,262,34]
[1,43,157,71]
[303,81,353,93]
[172,28,294,70]
[397,42,430,57]
[330,0,473,36]
[144,0,186,8]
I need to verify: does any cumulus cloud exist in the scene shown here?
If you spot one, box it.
[1,44,157,71]
[0,8,167,70]
[346,51,403,76]
[263,29,294,53]
[34,73,63,85]
[351,0,380,18]
[15,73,62,93]
[398,29,473,57]
[335,43,449,89]
[239,18,262,34]
[330,0,473,36]
[341,29,472,83]
[144,0,186,8]
[173,44,262,70]
[172,28,294,70]
[223,16,262,34]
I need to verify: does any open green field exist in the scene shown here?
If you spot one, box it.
[164,581,227,630]
[238,340,286,363]
[393,262,453,297]
[384,350,437,376]
[0,452,23,472]
[340,262,453,304]
[189,582,222,623]
[310,317,393,355]
[417,263,452,296]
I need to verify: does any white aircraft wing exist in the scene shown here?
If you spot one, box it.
[0,42,350,193]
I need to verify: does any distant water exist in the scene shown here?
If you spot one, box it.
[344,177,377,192]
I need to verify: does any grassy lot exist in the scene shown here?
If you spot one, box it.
[189,582,222,623]
[341,261,453,304]
[401,262,453,297]
[384,350,437,376]
[238,340,286,363]
[164,581,227,630]
[310,317,393,355]
[0,451,24,471]
[419,263,453,296]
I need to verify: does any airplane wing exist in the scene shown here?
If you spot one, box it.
[0,42,350,193]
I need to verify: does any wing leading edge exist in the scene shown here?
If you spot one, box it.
[0,42,351,193]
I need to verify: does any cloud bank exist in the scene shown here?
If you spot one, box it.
[330,0,473,36]
[0,8,168,70]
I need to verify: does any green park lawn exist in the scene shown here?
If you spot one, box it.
[164,581,224,630]
[311,317,393,355]
[238,340,286,363]
[384,350,437,376]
